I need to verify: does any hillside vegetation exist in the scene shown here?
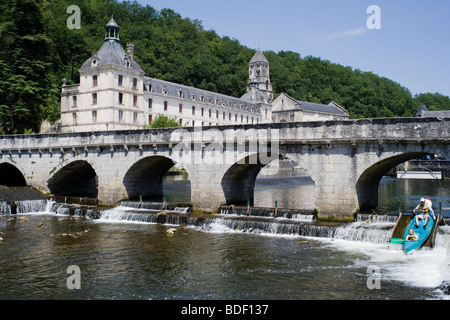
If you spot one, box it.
[0,0,448,133]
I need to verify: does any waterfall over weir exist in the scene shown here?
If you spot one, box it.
[0,199,405,244]
[0,199,47,215]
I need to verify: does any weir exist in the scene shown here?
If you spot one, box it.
[0,198,419,244]
[1,198,447,247]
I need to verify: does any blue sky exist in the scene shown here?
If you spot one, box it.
[137,0,450,97]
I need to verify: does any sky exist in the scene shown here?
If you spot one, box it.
[136,0,450,97]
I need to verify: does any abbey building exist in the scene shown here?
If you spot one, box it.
[59,17,348,133]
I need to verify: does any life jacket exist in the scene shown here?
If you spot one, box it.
[407,234,418,241]
[419,199,432,214]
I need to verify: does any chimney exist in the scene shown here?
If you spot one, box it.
[127,43,134,60]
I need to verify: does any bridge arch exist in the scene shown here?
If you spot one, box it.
[47,160,98,198]
[356,151,432,212]
[221,153,316,208]
[123,155,191,202]
[0,162,27,187]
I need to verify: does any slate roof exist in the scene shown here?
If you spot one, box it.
[299,101,346,115]
[79,17,143,72]
[275,93,348,115]
[240,89,267,103]
[249,48,269,64]
[144,77,262,114]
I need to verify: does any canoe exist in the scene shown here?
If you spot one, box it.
[402,214,435,254]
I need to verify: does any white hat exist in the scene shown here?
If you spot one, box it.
[420,198,426,202]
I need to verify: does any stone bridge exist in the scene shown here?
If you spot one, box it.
[0,117,448,220]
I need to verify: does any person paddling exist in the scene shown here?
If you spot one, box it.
[413,198,436,228]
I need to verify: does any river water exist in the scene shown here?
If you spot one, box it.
[0,174,449,301]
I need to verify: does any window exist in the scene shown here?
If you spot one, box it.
[201,108,204,116]
[192,106,195,115]
[164,101,168,111]
[118,75,123,86]
[149,114,153,125]
[133,112,137,124]
[92,75,98,87]
[229,113,231,120]
[179,104,183,113]
[92,111,97,123]
[223,112,225,120]
[92,93,97,105]
[209,109,212,117]
[241,115,243,123]
[118,93,123,104]
[235,114,237,122]
[118,110,123,123]
[72,113,77,125]
[72,96,77,107]
[265,109,268,119]
[133,78,138,89]
[192,120,195,126]
[179,119,183,126]
[148,98,153,109]
[216,110,219,119]
[133,95,137,106]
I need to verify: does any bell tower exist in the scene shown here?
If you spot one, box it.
[247,48,273,103]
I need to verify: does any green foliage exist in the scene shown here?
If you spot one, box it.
[414,93,450,111]
[147,114,180,128]
[0,0,449,134]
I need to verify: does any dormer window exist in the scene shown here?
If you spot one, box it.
[90,52,99,67]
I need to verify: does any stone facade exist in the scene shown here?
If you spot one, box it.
[272,93,349,122]
[60,17,272,133]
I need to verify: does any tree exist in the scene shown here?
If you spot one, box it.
[1,0,449,134]
[148,114,180,128]
[0,0,52,133]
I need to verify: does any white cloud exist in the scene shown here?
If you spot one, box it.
[324,27,367,42]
